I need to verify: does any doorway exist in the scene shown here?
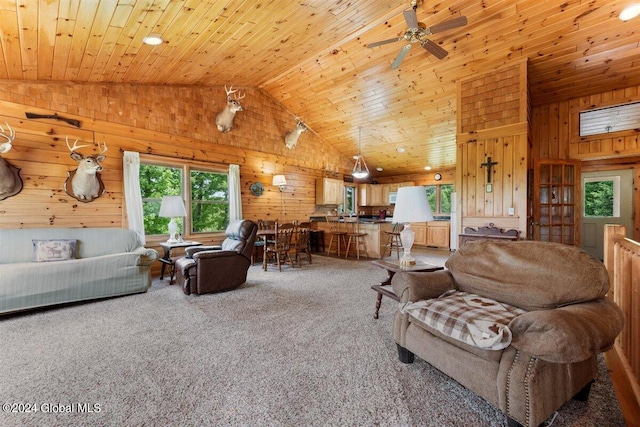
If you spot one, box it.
[580,169,633,260]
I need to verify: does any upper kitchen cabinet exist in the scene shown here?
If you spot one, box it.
[359,184,384,206]
[316,178,344,205]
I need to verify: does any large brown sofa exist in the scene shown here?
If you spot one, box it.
[392,240,624,427]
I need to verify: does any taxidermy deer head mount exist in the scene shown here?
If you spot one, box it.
[284,119,308,149]
[65,137,107,202]
[0,123,23,201]
[216,85,246,132]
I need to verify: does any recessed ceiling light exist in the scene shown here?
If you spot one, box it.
[143,35,163,46]
[424,166,432,171]
[396,147,405,153]
[376,167,384,172]
[620,4,640,20]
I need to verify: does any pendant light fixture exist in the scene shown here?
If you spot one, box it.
[352,126,369,179]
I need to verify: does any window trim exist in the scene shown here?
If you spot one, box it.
[140,155,229,240]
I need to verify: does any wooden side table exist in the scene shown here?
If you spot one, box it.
[159,241,202,285]
[370,259,444,319]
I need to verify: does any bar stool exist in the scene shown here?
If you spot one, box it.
[326,216,347,257]
[383,223,404,259]
[344,216,368,259]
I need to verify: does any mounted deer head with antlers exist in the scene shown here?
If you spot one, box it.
[284,118,308,149]
[64,137,107,202]
[0,123,23,201]
[215,85,246,132]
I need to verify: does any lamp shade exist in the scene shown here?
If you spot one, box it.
[159,195,187,218]
[272,175,287,187]
[392,186,434,223]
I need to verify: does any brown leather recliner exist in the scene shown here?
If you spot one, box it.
[175,219,257,295]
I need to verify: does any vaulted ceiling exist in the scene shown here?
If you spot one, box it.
[1,0,639,176]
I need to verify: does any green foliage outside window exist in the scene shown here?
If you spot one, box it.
[140,164,182,235]
[191,170,229,232]
[440,184,453,213]
[424,184,452,214]
[425,186,437,212]
[140,164,229,236]
[584,180,614,217]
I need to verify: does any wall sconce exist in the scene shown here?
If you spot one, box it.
[272,175,287,222]
[272,175,287,192]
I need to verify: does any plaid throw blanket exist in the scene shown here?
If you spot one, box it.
[400,290,527,350]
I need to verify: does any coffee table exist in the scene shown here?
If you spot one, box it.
[370,259,444,319]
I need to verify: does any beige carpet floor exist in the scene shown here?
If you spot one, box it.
[0,252,624,426]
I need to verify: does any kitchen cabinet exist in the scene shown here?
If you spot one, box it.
[411,221,450,249]
[359,184,384,206]
[316,178,343,205]
[426,221,450,248]
[383,182,415,205]
[411,223,427,245]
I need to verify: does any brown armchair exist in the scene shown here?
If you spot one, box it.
[174,219,257,295]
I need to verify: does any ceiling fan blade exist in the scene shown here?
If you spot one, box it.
[422,39,448,59]
[403,9,419,29]
[427,16,468,34]
[367,37,402,48]
[391,44,412,69]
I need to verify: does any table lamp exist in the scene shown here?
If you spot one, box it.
[159,195,187,243]
[392,186,434,265]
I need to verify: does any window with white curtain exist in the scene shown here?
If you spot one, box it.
[139,160,229,235]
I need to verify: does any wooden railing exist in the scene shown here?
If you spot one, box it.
[604,224,640,408]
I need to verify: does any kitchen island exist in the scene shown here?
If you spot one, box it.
[316,219,392,259]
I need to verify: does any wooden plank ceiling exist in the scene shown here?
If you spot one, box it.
[0,0,638,176]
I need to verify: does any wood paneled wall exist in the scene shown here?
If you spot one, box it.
[0,82,353,254]
[531,84,640,240]
[455,61,529,234]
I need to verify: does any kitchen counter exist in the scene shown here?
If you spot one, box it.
[316,221,392,258]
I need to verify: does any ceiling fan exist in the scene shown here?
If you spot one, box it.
[367,1,467,69]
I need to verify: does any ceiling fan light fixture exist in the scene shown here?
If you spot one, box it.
[352,126,369,179]
[620,4,640,20]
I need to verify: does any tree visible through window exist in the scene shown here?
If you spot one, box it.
[140,163,229,236]
[424,184,453,214]
[584,180,614,217]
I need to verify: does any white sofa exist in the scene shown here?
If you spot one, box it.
[0,228,158,315]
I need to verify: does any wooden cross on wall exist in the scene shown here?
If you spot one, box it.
[480,157,498,183]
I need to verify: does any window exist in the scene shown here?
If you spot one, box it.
[140,161,229,236]
[583,176,620,217]
[342,185,356,215]
[424,184,453,215]
[579,101,640,136]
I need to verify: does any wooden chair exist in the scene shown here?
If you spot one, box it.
[326,216,347,257]
[383,222,404,259]
[265,227,294,271]
[344,216,369,259]
[252,219,278,265]
[293,226,312,266]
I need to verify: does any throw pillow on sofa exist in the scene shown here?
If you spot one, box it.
[32,239,77,262]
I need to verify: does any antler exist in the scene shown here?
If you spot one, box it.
[0,122,15,144]
[224,85,238,97]
[97,141,108,154]
[224,85,245,100]
[65,136,90,152]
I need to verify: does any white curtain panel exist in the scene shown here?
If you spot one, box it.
[228,164,242,221]
[123,151,146,244]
